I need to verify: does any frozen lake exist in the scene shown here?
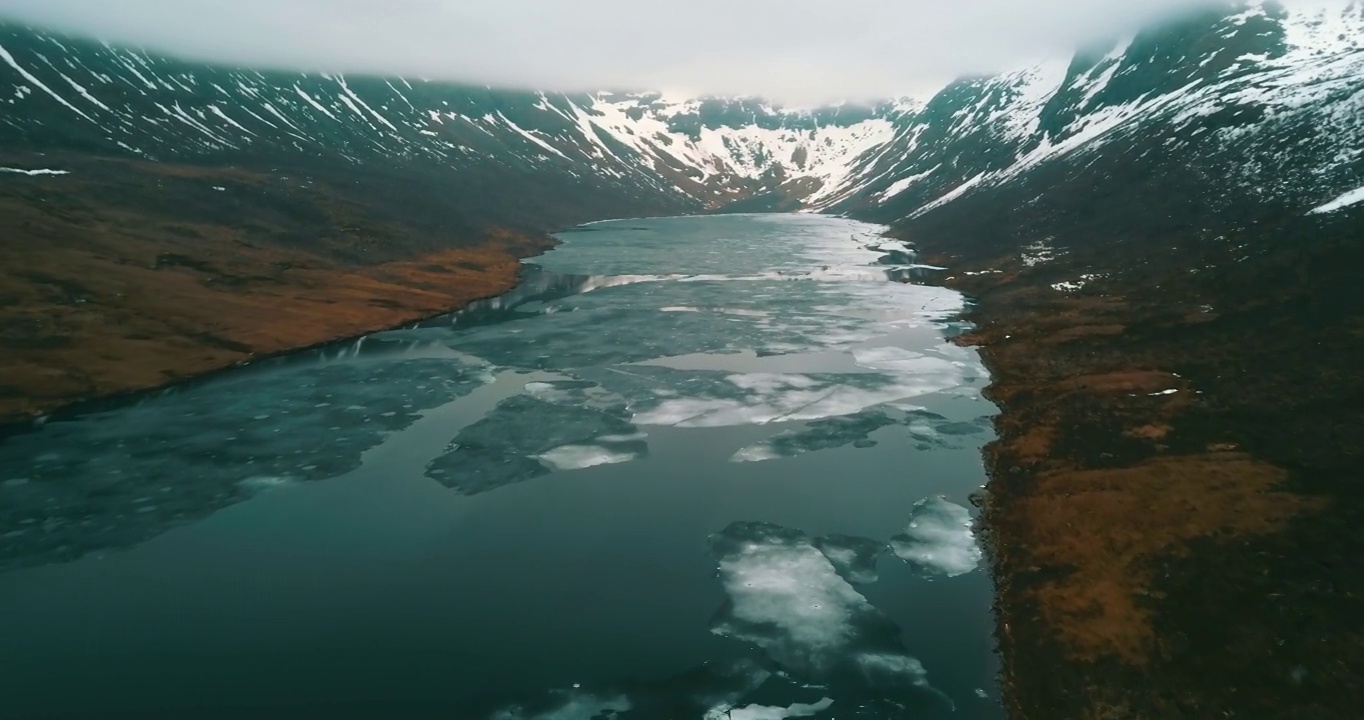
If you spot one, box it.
[0,214,1002,719]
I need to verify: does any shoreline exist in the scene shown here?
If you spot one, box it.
[7,207,1358,716]
[914,238,1361,718]
[0,232,560,431]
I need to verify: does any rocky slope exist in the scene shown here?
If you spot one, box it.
[830,1,1364,221]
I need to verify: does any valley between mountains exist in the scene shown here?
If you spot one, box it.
[2,1,1363,718]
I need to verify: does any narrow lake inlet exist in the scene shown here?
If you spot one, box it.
[0,214,1003,719]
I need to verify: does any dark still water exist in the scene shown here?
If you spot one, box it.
[0,215,1002,719]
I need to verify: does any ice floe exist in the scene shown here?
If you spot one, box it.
[852,347,957,375]
[425,394,645,495]
[719,697,835,720]
[730,411,898,462]
[710,522,937,696]
[730,406,991,463]
[633,370,963,429]
[535,444,640,472]
[890,497,982,578]
[813,534,888,585]
[0,356,492,571]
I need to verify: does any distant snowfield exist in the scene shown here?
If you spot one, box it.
[1309,185,1364,215]
[0,167,70,176]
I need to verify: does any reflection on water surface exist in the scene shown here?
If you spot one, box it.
[1,214,1001,719]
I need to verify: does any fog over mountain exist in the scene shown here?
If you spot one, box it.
[0,0,1231,103]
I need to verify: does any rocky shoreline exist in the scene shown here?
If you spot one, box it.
[909,206,1363,718]
[0,153,560,427]
[0,234,555,427]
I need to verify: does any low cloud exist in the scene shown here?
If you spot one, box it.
[0,0,1236,103]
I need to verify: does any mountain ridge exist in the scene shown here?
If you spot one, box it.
[5,0,1360,223]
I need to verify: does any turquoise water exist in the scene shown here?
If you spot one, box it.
[0,214,1002,719]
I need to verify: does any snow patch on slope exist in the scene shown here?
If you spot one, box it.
[831,2,1363,221]
[0,42,95,121]
[1309,184,1364,214]
[576,94,898,201]
[1,167,69,176]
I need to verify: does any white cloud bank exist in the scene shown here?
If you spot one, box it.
[0,0,1244,103]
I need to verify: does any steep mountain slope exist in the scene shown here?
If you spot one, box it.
[826,1,1364,220]
[0,23,910,212]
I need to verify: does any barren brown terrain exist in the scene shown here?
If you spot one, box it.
[904,191,1364,718]
[0,152,555,425]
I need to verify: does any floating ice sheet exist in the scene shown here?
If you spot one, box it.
[446,277,953,370]
[890,497,982,578]
[710,522,940,702]
[425,394,645,495]
[722,697,835,720]
[730,407,992,463]
[631,369,964,429]
[813,534,888,585]
[482,514,965,718]
[0,356,491,571]
[730,412,897,461]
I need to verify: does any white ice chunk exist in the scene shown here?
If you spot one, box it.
[716,527,878,655]
[891,497,982,578]
[711,522,936,693]
[722,698,835,720]
[535,444,640,471]
[852,347,952,374]
[634,368,962,428]
[730,444,783,463]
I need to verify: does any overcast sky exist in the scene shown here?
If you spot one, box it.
[0,0,1232,104]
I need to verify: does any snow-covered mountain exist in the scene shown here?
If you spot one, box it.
[0,22,911,218]
[2,0,1361,227]
[828,0,1364,222]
